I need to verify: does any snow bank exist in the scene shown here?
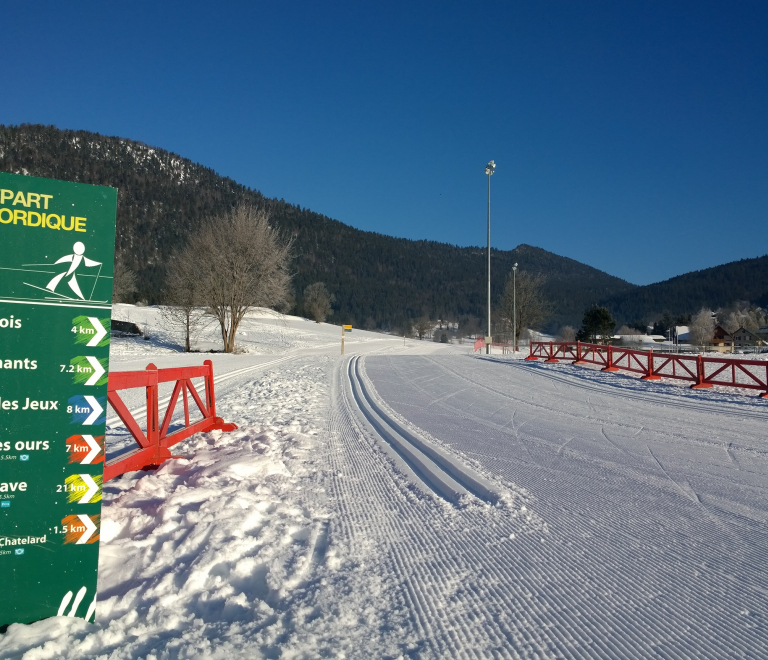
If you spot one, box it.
[1,348,421,659]
[1,427,345,659]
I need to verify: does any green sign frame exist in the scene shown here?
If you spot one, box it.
[0,172,117,627]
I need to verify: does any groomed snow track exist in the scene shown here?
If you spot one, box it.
[347,355,500,505]
[353,353,768,659]
[325,354,549,658]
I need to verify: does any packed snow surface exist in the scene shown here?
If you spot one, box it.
[2,306,768,658]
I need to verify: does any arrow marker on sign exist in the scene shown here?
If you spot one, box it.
[76,515,97,544]
[83,396,103,425]
[84,356,105,386]
[80,435,101,464]
[86,317,107,347]
[78,474,100,504]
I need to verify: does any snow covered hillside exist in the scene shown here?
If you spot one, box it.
[2,306,768,658]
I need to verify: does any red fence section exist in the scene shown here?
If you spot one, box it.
[105,360,237,481]
[473,337,513,353]
[526,341,768,398]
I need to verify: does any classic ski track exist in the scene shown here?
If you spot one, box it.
[360,355,768,658]
[347,356,470,504]
[350,359,689,656]
[349,355,502,505]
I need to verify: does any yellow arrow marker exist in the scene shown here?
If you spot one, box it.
[63,474,102,504]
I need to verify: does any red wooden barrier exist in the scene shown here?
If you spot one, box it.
[104,360,237,481]
[525,341,578,363]
[526,342,768,399]
[474,337,513,353]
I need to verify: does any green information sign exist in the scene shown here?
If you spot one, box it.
[0,172,117,627]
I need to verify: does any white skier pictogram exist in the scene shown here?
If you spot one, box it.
[2,242,110,306]
[45,242,102,300]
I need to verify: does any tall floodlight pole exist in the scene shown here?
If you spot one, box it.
[485,160,495,354]
[512,262,518,353]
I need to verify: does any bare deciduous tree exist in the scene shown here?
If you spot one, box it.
[161,251,212,351]
[719,303,767,334]
[689,308,715,349]
[414,316,433,340]
[303,282,334,323]
[185,204,292,353]
[722,312,741,335]
[498,271,550,344]
[556,325,576,342]
[616,324,643,345]
[112,256,137,303]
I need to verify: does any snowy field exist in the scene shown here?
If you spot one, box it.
[2,306,768,659]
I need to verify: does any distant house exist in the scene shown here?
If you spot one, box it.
[675,326,690,344]
[732,327,765,348]
[711,325,733,352]
[614,332,643,344]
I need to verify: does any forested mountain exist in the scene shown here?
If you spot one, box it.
[601,256,768,323]
[0,124,636,330]
[2,124,765,332]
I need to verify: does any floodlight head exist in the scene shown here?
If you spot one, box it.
[513,262,518,269]
[485,160,496,175]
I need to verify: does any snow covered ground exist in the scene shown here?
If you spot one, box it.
[2,306,768,658]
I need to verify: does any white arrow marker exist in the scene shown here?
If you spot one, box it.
[83,396,103,425]
[84,356,105,386]
[76,514,97,544]
[86,317,107,347]
[78,474,100,504]
[80,435,101,464]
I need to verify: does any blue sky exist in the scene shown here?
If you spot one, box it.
[3,1,766,285]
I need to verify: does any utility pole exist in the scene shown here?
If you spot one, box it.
[512,262,518,353]
[485,160,495,354]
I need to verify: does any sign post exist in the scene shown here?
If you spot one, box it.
[342,325,352,354]
[0,173,117,627]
